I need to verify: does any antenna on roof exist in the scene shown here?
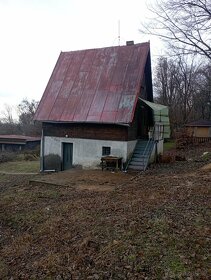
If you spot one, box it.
[118,20,120,46]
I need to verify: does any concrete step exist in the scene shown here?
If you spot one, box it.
[130,158,146,164]
[128,165,145,170]
[129,160,146,166]
[135,146,153,151]
[134,148,151,153]
[133,152,150,157]
[137,140,148,144]
[135,145,148,150]
[126,140,155,171]
[131,155,148,160]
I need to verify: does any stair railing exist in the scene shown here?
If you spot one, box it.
[142,125,156,171]
[125,123,164,171]
[124,141,139,171]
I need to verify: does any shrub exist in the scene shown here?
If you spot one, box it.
[44,154,61,171]
[0,152,14,163]
[23,148,40,161]
[24,153,37,161]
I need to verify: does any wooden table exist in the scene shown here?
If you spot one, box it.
[101,156,123,171]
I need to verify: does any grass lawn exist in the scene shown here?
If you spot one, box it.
[164,140,176,151]
[0,160,40,173]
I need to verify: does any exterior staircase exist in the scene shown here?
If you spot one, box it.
[127,139,155,171]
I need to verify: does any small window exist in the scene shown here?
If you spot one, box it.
[102,146,111,156]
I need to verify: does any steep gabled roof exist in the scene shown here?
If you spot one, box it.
[185,120,211,127]
[34,42,151,124]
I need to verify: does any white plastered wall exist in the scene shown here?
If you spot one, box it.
[127,140,137,157]
[43,136,137,168]
[149,139,164,163]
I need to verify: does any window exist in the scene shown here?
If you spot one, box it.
[102,146,111,156]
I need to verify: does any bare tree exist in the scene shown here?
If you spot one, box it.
[154,55,200,129]
[141,0,211,60]
[0,104,14,124]
[0,100,41,136]
[18,99,38,126]
[193,63,211,119]
[0,104,21,135]
[18,99,41,136]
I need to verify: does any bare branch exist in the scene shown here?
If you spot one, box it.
[140,0,211,60]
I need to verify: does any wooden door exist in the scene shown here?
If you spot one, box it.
[137,107,148,139]
[63,143,73,170]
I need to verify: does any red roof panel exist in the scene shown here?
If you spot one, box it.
[34,42,150,124]
[0,135,40,141]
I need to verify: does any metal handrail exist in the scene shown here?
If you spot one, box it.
[125,141,139,171]
[142,125,156,171]
[125,123,164,171]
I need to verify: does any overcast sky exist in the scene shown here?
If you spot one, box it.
[0,0,163,118]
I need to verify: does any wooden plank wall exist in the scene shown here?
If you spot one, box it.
[43,122,128,141]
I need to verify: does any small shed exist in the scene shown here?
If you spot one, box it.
[0,135,40,152]
[185,120,211,138]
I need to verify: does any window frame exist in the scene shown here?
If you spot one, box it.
[102,146,111,156]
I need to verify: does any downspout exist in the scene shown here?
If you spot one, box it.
[40,128,44,172]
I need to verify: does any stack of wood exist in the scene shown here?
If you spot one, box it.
[175,130,193,149]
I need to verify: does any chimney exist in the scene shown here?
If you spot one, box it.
[126,41,134,46]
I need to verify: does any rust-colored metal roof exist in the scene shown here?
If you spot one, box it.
[0,135,41,142]
[34,42,150,124]
[185,120,211,127]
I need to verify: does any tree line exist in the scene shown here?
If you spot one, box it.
[141,0,211,133]
[154,55,211,130]
[1,1,210,137]
[0,99,41,136]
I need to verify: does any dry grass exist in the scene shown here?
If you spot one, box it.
[0,160,40,173]
[0,165,210,279]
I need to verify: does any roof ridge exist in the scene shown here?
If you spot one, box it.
[61,42,150,54]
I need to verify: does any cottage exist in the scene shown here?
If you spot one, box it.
[34,42,169,171]
[185,120,211,138]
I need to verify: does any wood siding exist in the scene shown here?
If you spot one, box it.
[187,126,211,138]
[43,122,128,141]
[43,104,153,142]
[128,101,153,140]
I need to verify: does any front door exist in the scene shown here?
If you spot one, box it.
[137,106,148,139]
[63,143,73,170]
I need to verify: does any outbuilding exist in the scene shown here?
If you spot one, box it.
[185,120,211,138]
[0,135,40,152]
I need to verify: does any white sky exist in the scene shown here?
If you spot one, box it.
[0,0,163,118]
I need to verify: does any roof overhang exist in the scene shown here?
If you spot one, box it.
[139,98,168,113]
[139,98,170,138]
[40,120,130,127]
[0,141,25,145]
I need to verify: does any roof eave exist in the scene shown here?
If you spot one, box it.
[38,120,130,127]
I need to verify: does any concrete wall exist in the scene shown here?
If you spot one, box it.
[150,139,164,163]
[43,136,133,169]
[157,139,164,154]
[127,140,137,157]
[42,136,164,170]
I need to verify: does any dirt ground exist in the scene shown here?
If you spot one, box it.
[0,143,211,279]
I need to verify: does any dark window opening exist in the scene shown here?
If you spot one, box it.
[102,146,111,156]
